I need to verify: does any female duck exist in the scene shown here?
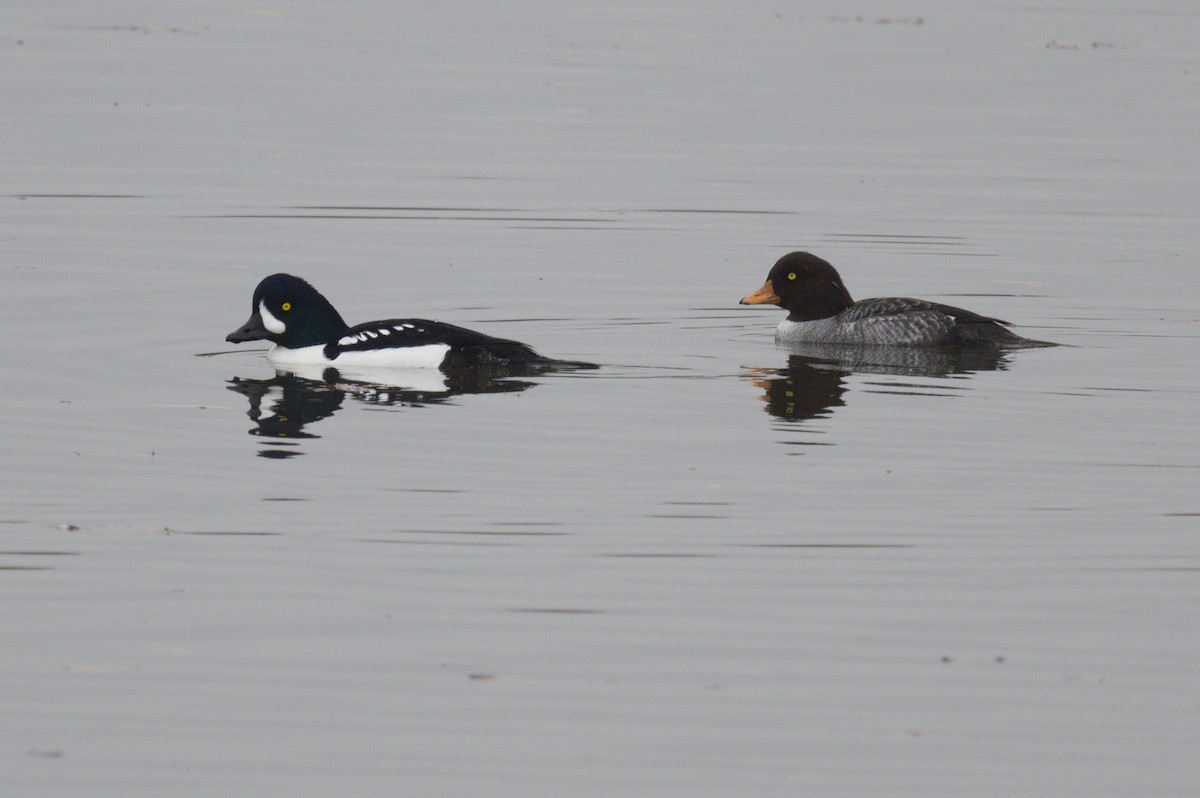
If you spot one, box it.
[740,252,1051,347]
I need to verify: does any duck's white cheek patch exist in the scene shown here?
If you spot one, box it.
[259,301,286,334]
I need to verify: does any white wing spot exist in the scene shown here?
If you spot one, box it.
[378,328,390,335]
[366,330,379,339]
[338,335,357,346]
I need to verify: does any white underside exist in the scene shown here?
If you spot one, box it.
[267,342,452,369]
[277,361,450,392]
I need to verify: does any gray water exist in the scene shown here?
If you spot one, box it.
[3,2,1198,795]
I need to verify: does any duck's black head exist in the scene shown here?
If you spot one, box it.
[226,273,349,348]
[740,251,855,321]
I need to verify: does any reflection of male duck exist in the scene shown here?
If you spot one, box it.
[226,372,340,458]
[227,367,536,457]
[746,343,1016,424]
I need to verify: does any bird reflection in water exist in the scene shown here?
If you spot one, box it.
[745,342,1015,424]
[226,365,535,458]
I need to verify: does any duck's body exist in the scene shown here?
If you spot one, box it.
[740,252,1051,348]
[770,296,1028,346]
[226,273,595,371]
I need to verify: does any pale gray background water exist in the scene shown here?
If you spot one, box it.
[3,2,1198,795]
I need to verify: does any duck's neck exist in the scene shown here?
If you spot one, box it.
[786,276,854,321]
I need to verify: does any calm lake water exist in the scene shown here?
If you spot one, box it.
[3,2,1198,795]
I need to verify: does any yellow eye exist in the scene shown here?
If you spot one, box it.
[787,272,797,281]
[281,302,292,311]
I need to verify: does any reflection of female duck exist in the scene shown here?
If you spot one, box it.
[747,357,848,423]
[747,344,1017,424]
[741,252,1054,347]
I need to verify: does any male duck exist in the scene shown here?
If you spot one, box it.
[227,273,596,370]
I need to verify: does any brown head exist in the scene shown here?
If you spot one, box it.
[739,252,855,321]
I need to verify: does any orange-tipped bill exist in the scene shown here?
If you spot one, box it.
[740,280,780,306]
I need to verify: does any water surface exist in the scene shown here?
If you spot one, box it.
[2,2,1198,796]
